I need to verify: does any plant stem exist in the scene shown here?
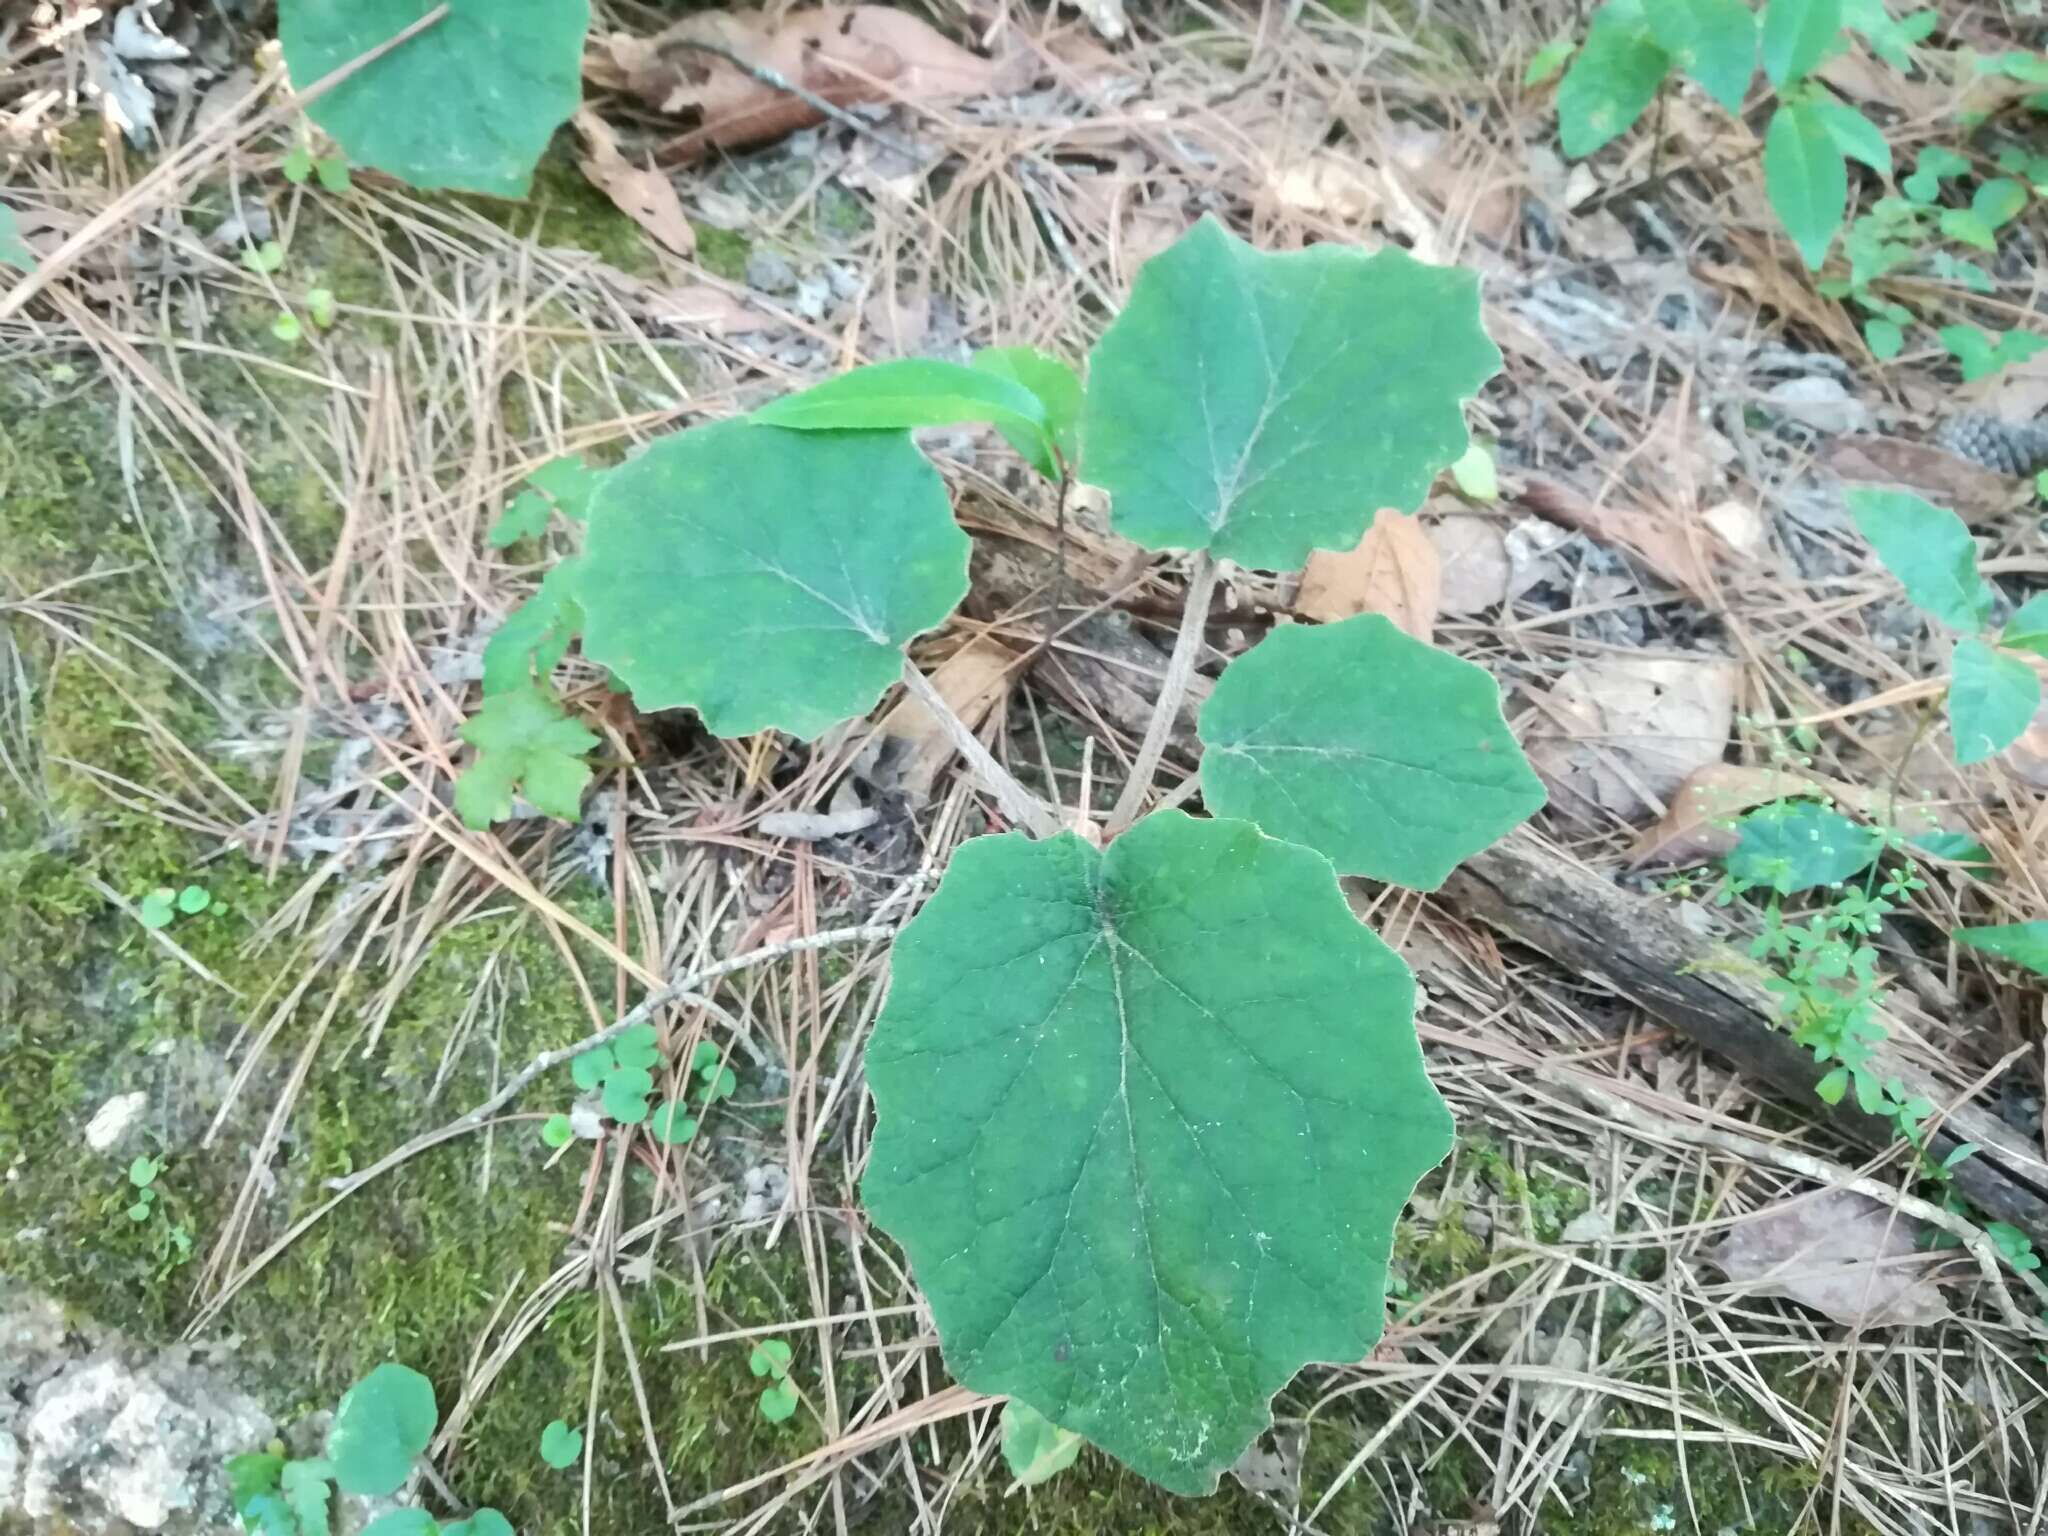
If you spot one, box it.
[898,659,1062,838]
[1105,551,1218,836]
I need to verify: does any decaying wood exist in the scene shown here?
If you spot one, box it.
[989,534,2048,1243]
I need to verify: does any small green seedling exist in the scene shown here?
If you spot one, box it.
[538,1419,582,1469]
[271,312,303,344]
[126,1155,163,1221]
[455,218,1540,1495]
[1849,487,2046,767]
[749,1338,798,1424]
[307,287,337,329]
[1000,1400,1084,1488]
[539,1112,574,1148]
[281,142,353,193]
[139,883,213,929]
[488,455,601,548]
[242,240,286,275]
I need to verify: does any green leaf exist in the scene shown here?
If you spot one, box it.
[1078,217,1499,570]
[271,312,303,345]
[1764,98,1849,269]
[696,1064,736,1103]
[569,1045,615,1093]
[1841,0,1932,68]
[282,144,315,184]
[243,240,285,275]
[538,1419,583,1469]
[138,888,176,929]
[307,288,337,329]
[577,421,968,739]
[489,458,600,547]
[1972,177,2029,229]
[279,0,586,197]
[2000,593,2048,656]
[1197,616,1544,889]
[648,1100,697,1144]
[1948,636,2039,765]
[1726,801,1882,893]
[490,491,553,548]
[1939,207,1997,251]
[1761,0,1842,86]
[1912,830,1994,871]
[1809,99,1892,178]
[971,345,1082,472]
[611,1022,661,1070]
[280,1459,333,1536]
[1863,317,1904,359]
[327,1362,437,1497]
[600,1065,654,1124]
[127,1199,153,1221]
[454,684,598,829]
[1000,1400,1085,1488]
[1524,37,1576,86]
[0,204,35,270]
[359,1512,438,1536]
[176,883,211,914]
[480,561,584,697]
[1815,1064,1850,1104]
[1846,487,1991,629]
[129,1155,159,1188]
[314,155,353,195]
[758,1377,800,1423]
[1903,145,1970,204]
[1955,921,2048,976]
[1929,251,1994,292]
[1556,1,1672,157]
[752,358,1059,478]
[540,1113,574,1148]
[749,1338,793,1379]
[863,812,1452,1494]
[227,1453,293,1536]
[1450,441,1499,501]
[441,1512,513,1536]
[1646,0,1757,112]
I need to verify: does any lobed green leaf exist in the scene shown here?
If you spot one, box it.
[454,684,599,828]
[1078,217,1499,570]
[1947,637,2038,766]
[1846,488,1991,630]
[864,812,1452,1494]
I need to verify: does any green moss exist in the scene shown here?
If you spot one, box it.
[457,147,661,277]
[694,223,753,283]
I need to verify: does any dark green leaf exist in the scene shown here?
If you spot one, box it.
[1646,0,1757,112]
[480,560,583,697]
[1911,831,1994,871]
[1948,636,2039,765]
[2000,593,2048,656]
[279,0,586,197]
[1197,615,1544,888]
[1762,0,1843,86]
[1764,98,1849,269]
[753,359,1058,478]
[1556,1,1672,156]
[569,1045,615,1093]
[1955,921,2048,976]
[863,812,1452,1494]
[971,345,1081,472]
[576,421,970,739]
[600,1065,654,1124]
[1972,177,2029,229]
[1001,1400,1085,1488]
[1846,487,1991,629]
[1726,801,1882,892]
[327,1362,437,1497]
[1863,317,1904,359]
[454,684,598,829]
[539,1419,583,1469]
[1078,217,1499,569]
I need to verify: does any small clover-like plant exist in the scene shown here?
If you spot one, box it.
[456,218,1545,1492]
[125,1154,164,1222]
[538,1419,583,1469]
[748,1338,799,1424]
[1849,487,2045,766]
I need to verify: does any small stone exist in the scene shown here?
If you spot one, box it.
[83,1092,148,1153]
[744,248,798,294]
[1764,376,1870,435]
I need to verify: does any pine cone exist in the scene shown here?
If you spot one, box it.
[1934,412,2048,478]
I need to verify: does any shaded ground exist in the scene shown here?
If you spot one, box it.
[5,2,2048,1533]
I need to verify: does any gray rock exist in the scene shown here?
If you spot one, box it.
[744,248,799,294]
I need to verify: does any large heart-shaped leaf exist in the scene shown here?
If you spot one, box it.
[1197,615,1544,889]
[1078,217,1499,571]
[279,0,588,197]
[1556,0,1671,157]
[751,359,1058,478]
[1846,488,1991,631]
[1726,801,1882,893]
[864,811,1452,1495]
[327,1363,437,1496]
[576,421,969,739]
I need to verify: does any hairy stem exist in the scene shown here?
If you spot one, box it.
[1105,551,1218,836]
[898,658,1062,837]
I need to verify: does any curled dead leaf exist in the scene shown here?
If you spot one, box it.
[1709,1191,1952,1329]
[571,112,696,259]
[1431,514,1511,615]
[1296,508,1439,640]
[1526,655,1739,824]
[1518,476,1715,598]
[1820,436,2026,523]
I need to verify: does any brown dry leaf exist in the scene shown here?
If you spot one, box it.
[1269,152,1381,228]
[601,7,1022,165]
[1431,514,1511,615]
[1629,761,1956,867]
[871,638,1015,805]
[1518,477,1713,597]
[1527,655,1739,823]
[563,256,762,334]
[1821,436,2026,522]
[1699,499,1764,560]
[1988,348,2048,420]
[1296,509,1440,639]
[1709,1191,1951,1328]
[572,112,696,258]
[1697,255,1861,356]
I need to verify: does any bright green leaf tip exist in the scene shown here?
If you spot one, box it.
[1079,215,1500,570]
[1955,922,2048,977]
[863,810,1452,1494]
[751,357,1061,479]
